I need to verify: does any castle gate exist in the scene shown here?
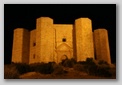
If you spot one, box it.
[56,43,72,63]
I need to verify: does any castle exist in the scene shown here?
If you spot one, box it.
[12,17,111,64]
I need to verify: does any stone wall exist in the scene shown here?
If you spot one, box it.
[29,29,36,64]
[36,17,55,63]
[54,24,73,48]
[94,29,111,64]
[54,24,73,63]
[12,28,30,63]
[75,18,94,62]
[12,17,111,64]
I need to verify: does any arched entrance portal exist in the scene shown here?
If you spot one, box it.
[61,55,68,61]
[56,43,73,63]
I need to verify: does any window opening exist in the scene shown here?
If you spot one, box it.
[33,42,36,46]
[62,38,66,42]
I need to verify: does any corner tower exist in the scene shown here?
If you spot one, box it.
[36,17,55,63]
[94,29,111,64]
[12,28,30,63]
[74,18,94,62]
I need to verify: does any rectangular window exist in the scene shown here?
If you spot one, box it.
[62,38,66,42]
[33,42,36,46]
[33,54,35,59]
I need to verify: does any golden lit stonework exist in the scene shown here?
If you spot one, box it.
[12,17,111,64]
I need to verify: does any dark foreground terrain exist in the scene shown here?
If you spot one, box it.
[4,58,116,79]
[19,68,115,79]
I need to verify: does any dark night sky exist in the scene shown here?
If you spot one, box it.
[4,4,116,64]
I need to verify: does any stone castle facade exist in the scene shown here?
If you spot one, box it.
[12,17,111,64]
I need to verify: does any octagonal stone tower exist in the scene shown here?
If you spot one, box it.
[74,18,94,62]
[94,29,111,64]
[12,28,30,63]
[36,17,55,63]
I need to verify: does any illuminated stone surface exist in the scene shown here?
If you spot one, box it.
[29,29,36,64]
[54,24,73,63]
[12,28,30,63]
[94,29,111,64]
[74,18,94,62]
[36,17,54,63]
[12,17,111,64]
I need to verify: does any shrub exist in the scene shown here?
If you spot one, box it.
[30,62,54,74]
[84,64,98,76]
[14,63,31,74]
[4,64,20,79]
[61,58,76,68]
[77,61,86,65]
[86,58,95,64]
[53,64,65,75]
[83,58,97,75]
[98,60,109,65]
[73,64,86,72]
[70,58,77,64]
[29,63,44,72]
[39,63,54,74]
[96,65,112,77]
[109,68,116,77]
